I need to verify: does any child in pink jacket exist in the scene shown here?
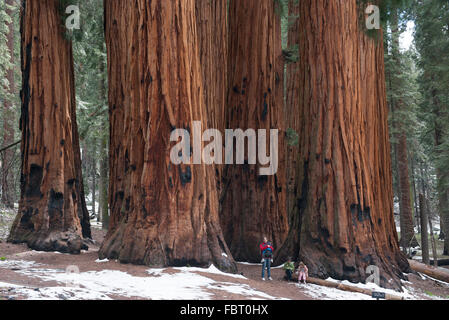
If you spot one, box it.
[298,262,308,284]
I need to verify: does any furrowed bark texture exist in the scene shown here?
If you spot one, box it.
[195,0,227,198]
[295,1,409,289]
[195,0,227,133]
[8,0,90,253]
[100,0,236,272]
[221,0,288,263]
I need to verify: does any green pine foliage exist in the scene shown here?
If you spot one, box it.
[414,0,449,208]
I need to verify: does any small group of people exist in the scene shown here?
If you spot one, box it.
[259,237,308,284]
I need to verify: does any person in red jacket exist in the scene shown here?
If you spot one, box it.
[260,237,274,281]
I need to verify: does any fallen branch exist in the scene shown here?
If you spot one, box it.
[409,259,449,283]
[0,141,20,153]
[307,277,404,300]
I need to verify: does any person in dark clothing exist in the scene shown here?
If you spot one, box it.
[283,257,295,281]
[259,237,274,281]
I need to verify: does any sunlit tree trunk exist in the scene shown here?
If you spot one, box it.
[8,0,90,252]
[100,0,236,271]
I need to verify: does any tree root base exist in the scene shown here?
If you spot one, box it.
[8,231,88,254]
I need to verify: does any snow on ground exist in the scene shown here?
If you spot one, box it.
[298,283,372,300]
[3,284,112,300]
[0,259,280,300]
[237,261,284,269]
[171,265,247,279]
[322,277,413,299]
[298,277,446,300]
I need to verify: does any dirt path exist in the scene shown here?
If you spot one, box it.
[0,225,448,300]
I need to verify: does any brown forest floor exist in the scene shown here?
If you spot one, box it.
[0,222,448,300]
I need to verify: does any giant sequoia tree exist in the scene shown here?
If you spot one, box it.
[221,0,288,263]
[287,0,410,289]
[99,0,236,272]
[8,0,91,253]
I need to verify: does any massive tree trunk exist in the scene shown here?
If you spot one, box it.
[221,0,288,263]
[292,0,409,289]
[1,0,17,208]
[100,0,236,272]
[8,0,90,253]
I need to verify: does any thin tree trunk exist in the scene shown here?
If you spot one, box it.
[70,41,92,240]
[411,158,420,234]
[91,145,97,219]
[419,194,429,265]
[1,0,16,208]
[8,0,90,252]
[428,83,448,255]
[221,0,288,263]
[397,131,416,248]
[100,134,108,230]
[428,206,438,268]
[290,0,409,289]
[100,0,236,271]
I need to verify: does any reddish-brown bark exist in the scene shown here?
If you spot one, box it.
[221,0,288,263]
[195,0,228,197]
[100,0,236,272]
[292,1,409,289]
[8,0,90,253]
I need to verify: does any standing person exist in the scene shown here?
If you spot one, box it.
[297,262,309,284]
[260,237,274,281]
[283,257,295,281]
